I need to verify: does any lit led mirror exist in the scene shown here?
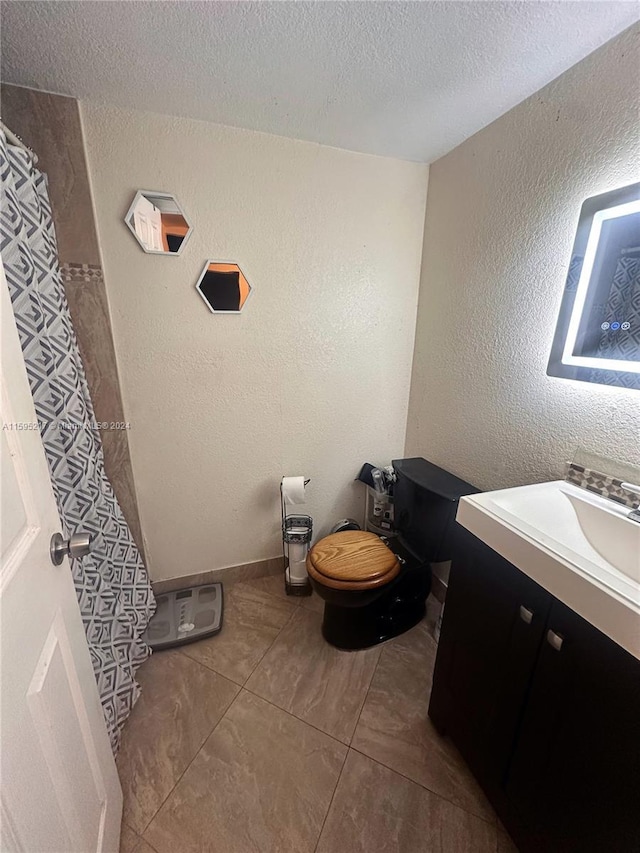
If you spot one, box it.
[195,261,253,314]
[547,182,640,390]
[125,190,192,255]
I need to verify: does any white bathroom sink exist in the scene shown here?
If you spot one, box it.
[457,480,640,660]
[564,489,640,583]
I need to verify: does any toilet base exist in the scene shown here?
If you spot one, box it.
[319,568,429,650]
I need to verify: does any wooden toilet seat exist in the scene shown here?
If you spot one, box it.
[306,531,401,591]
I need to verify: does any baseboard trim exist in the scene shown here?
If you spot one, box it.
[152,556,285,596]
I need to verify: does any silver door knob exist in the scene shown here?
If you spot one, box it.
[50,532,93,566]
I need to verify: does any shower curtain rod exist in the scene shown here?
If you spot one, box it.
[0,120,39,163]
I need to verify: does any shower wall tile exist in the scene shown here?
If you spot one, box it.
[1,84,145,558]
[1,84,100,265]
[60,262,105,284]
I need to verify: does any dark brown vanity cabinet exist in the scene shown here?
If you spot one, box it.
[429,527,640,853]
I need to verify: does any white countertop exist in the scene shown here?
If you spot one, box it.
[457,480,640,660]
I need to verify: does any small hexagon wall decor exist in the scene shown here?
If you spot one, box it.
[195,261,253,314]
[124,190,193,255]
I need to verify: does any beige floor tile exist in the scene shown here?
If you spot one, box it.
[241,573,325,614]
[144,691,347,853]
[135,841,159,853]
[119,822,141,853]
[299,589,325,613]
[117,650,239,834]
[239,573,291,602]
[181,583,296,684]
[316,750,496,853]
[245,607,381,744]
[351,619,495,823]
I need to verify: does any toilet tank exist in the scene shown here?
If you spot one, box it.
[392,458,480,564]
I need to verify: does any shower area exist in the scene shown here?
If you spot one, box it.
[1,86,155,752]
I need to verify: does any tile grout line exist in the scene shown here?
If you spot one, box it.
[239,588,397,748]
[175,581,300,687]
[135,685,244,838]
[344,618,424,747]
[143,592,303,837]
[240,683,350,750]
[131,835,160,853]
[346,638,387,746]
[135,682,349,853]
[241,609,382,748]
[231,575,320,614]
[121,820,153,853]
[312,743,351,853]
[175,646,244,687]
[347,741,497,828]
[308,640,387,853]
[142,603,494,846]
[137,680,350,849]
[343,617,497,829]
[239,602,300,688]
[135,590,486,847]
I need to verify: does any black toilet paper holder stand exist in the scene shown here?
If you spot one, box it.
[281,478,313,597]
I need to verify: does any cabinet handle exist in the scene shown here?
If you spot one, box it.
[519,605,534,625]
[547,630,564,651]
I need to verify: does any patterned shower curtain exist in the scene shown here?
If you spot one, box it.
[0,130,155,752]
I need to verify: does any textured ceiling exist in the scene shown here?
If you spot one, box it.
[1,1,638,163]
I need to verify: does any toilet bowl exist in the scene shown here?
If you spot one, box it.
[307,530,401,600]
[307,530,431,649]
[307,457,480,650]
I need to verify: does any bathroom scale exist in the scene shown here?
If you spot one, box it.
[142,583,224,651]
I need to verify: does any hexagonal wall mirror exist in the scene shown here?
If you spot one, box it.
[195,261,253,313]
[125,190,192,255]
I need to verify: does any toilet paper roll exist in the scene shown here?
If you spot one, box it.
[287,543,309,583]
[288,541,307,565]
[287,559,309,583]
[282,476,307,505]
[286,568,308,586]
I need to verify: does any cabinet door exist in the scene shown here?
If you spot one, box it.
[506,599,640,852]
[429,527,552,797]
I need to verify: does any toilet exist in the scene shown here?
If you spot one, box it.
[306,457,479,649]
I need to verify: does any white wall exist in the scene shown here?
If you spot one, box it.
[82,103,428,581]
[405,25,640,491]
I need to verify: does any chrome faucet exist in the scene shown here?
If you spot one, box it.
[621,483,640,523]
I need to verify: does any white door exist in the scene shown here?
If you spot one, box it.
[132,195,163,252]
[0,264,123,853]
